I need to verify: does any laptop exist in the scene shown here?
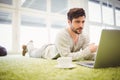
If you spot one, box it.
[77,29,120,68]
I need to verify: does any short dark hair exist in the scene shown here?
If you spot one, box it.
[67,8,86,21]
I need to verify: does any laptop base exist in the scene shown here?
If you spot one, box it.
[76,61,95,68]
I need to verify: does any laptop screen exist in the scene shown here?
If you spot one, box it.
[94,29,120,68]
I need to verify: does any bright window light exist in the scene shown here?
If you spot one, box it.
[102,3,114,25]
[88,0,101,23]
[115,7,120,26]
[20,15,48,48]
[89,25,103,45]
[0,11,12,51]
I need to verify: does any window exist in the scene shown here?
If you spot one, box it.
[51,19,66,29]
[88,0,101,23]
[21,15,46,27]
[102,2,114,25]
[20,0,68,50]
[1,0,119,54]
[50,19,66,43]
[0,11,12,51]
[51,0,68,14]
[89,25,104,45]
[20,15,47,48]
[21,0,47,11]
[0,0,12,5]
[88,0,118,45]
[115,7,120,26]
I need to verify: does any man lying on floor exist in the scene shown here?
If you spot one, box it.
[22,8,97,61]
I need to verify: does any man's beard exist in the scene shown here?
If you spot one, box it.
[71,26,83,34]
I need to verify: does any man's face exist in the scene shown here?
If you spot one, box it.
[68,16,85,34]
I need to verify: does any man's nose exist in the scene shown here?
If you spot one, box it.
[79,23,83,28]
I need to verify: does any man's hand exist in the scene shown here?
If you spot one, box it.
[89,43,98,53]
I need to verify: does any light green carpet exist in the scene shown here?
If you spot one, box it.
[0,55,120,80]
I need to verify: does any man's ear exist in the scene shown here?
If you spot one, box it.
[68,20,71,25]
[68,20,73,28]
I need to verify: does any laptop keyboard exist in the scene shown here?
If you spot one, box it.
[84,62,94,65]
[76,61,95,67]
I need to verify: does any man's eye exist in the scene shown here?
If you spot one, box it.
[82,21,85,23]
